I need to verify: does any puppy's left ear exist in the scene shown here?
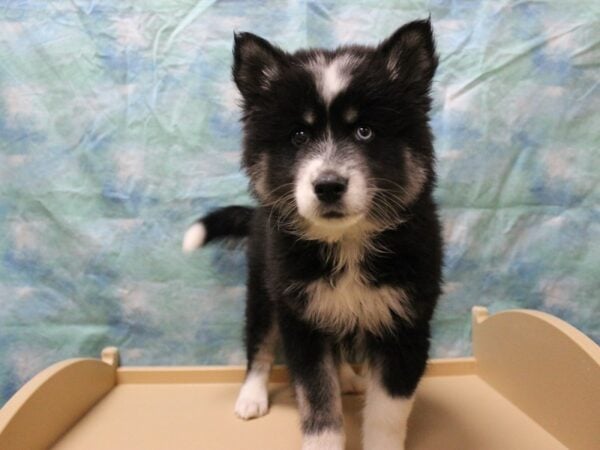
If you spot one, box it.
[379,19,438,85]
[233,32,287,98]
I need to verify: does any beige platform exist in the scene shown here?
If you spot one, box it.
[1,307,599,450]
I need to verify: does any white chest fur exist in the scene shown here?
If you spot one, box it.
[302,242,412,336]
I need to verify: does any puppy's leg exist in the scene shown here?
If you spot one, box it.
[362,369,414,450]
[235,274,277,420]
[294,355,345,450]
[279,309,345,450]
[363,324,429,450]
[234,323,277,419]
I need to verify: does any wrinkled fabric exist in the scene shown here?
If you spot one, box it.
[0,0,598,404]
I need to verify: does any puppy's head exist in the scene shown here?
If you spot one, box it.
[233,20,438,241]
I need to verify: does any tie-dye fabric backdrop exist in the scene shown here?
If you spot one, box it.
[1,0,598,405]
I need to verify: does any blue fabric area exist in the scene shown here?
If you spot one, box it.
[0,1,598,405]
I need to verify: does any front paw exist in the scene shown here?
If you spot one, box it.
[234,385,269,420]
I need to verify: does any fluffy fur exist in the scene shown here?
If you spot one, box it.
[184,19,443,450]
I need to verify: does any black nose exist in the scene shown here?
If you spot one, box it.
[313,172,348,203]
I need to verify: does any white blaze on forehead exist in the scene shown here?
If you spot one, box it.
[321,60,347,104]
[307,54,362,106]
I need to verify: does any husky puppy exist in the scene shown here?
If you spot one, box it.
[183,19,443,450]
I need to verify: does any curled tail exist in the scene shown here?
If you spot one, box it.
[182,205,254,253]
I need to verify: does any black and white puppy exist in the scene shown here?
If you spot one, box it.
[183,19,443,450]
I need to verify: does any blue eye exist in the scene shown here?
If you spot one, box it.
[355,126,373,142]
[292,129,310,146]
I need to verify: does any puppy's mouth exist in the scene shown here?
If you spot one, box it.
[321,211,345,219]
[310,206,365,230]
[315,202,365,222]
[319,206,346,220]
[293,156,371,234]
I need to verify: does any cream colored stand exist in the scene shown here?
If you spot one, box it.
[1,307,599,450]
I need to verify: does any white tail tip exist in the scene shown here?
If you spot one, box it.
[182,222,206,253]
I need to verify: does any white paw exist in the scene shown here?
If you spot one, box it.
[234,394,269,420]
[234,379,269,420]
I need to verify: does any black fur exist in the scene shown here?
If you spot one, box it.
[198,205,253,244]
[193,19,443,447]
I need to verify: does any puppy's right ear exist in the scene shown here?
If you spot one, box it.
[379,19,438,86]
[233,32,287,98]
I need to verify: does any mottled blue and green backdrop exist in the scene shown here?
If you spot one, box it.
[1,0,598,405]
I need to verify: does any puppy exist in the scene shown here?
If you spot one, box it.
[183,19,443,450]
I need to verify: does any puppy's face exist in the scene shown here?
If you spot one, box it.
[233,20,438,241]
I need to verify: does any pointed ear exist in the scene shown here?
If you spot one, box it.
[379,19,438,85]
[233,32,287,98]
